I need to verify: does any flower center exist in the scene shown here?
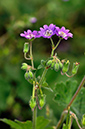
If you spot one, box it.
[26,33,34,38]
[44,29,53,36]
[58,31,67,38]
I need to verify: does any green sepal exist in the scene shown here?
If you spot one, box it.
[59,62,63,68]
[23,43,29,53]
[46,60,52,67]
[28,71,33,78]
[39,94,46,108]
[24,72,29,79]
[54,63,59,71]
[29,97,36,109]
[72,62,79,75]
[21,63,28,70]
[51,62,55,69]
[62,60,70,73]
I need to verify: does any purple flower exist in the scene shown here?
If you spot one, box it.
[39,24,56,38]
[56,26,73,40]
[20,30,41,39]
[29,17,37,23]
[32,30,41,38]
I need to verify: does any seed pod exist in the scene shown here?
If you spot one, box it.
[23,43,29,53]
[24,72,29,79]
[28,71,33,78]
[39,95,45,108]
[51,62,55,69]
[46,60,52,67]
[29,98,36,109]
[62,60,70,73]
[72,62,79,75]
[54,63,59,71]
[59,62,63,68]
[21,63,28,70]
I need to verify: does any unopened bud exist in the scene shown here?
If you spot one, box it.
[72,62,79,75]
[21,63,28,70]
[46,60,52,67]
[23,43,29,53]
[51,62,55,69]
[28,71,33,78]
[59,62,63,68]
[54,63,59,71]
[62,60,70,73]
[24,72,29,79]
[29,98,36,109]
[39,95,45,108]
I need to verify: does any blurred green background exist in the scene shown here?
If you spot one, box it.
[0,0,85,128]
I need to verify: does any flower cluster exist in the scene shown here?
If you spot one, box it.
[20,24,73,40]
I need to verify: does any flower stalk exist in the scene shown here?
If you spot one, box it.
[30,41,34,68]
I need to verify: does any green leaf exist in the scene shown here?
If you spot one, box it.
[53,79,78,106]
[42,81,53,92]
[36,116,50,129]
[0,118,32,129]
[37,64,44,69]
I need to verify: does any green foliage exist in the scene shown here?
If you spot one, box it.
[53,79,85,116]
[0,116,52,129]
[53,79,77,106]
[36,116,51,129]
[0,118,32,129]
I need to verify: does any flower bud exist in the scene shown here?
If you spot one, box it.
[59,62,63,68]
[51,62,55,69]
[72,62,79,75]
[23,43,29,53]
[46,60,52,67]
[29,98,36,109]
[82,114,85,126]
[54,63,59,71]
[21,63,28,70]
[24,72,29,79]
[28,71,33,78]
[62,60,70,73]
[39,95,45,108]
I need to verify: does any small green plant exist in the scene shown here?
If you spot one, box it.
[0,24,85,129]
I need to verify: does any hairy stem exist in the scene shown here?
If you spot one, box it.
[33,106,37,129]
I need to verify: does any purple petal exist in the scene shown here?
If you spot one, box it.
[68,33,73,38]
[43,25,48,29]
[20,33,25,37]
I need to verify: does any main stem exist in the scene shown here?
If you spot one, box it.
[30,41,34,68]
[33,106,37,129]
[55,76,85,129]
